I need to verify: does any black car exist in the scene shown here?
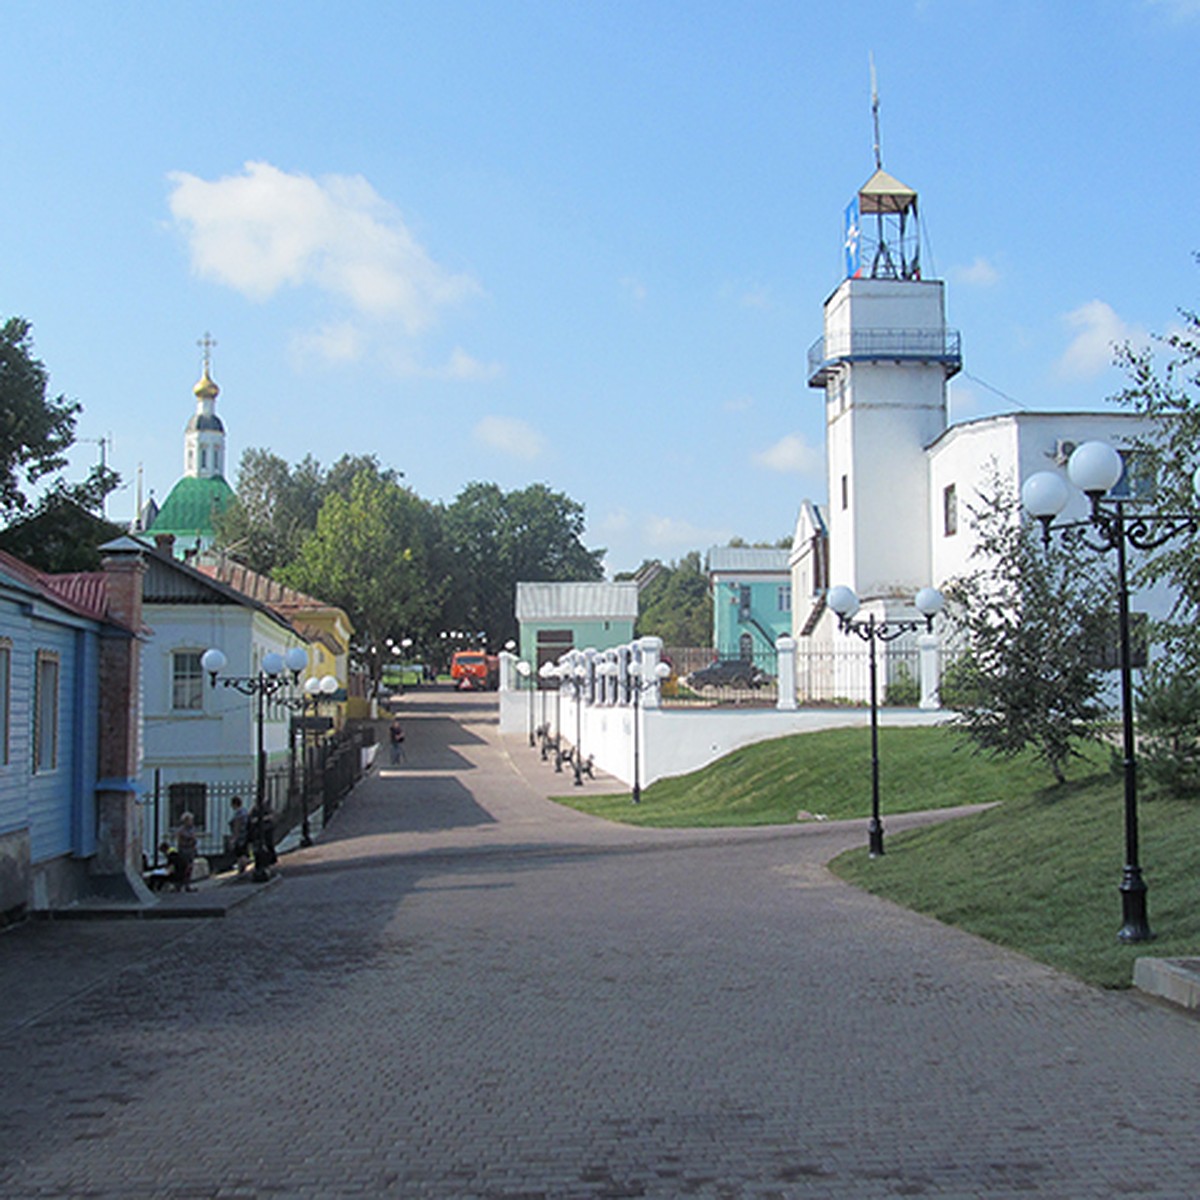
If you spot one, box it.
[685,659,769,690]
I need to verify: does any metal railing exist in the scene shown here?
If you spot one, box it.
[658,645,962,709]
[144,724,373,866]
[807,327,962,385]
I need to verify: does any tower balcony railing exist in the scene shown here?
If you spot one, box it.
[807,328,962,387]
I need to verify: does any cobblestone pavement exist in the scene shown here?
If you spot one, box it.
[2,687,1199,1199]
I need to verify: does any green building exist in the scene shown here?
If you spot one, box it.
[515,581,639,675]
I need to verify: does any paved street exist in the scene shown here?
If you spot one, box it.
[1,686,1198,1199]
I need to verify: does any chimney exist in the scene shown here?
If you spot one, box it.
[154,533,175,555]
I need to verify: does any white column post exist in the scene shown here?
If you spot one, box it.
[775,635,798,710]
[498,650,519,692]
[638,635,665,709]
[918,632,940,710]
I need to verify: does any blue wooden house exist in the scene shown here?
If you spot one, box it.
[0,549,143,918]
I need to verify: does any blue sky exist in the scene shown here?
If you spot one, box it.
[4,0,1198,575]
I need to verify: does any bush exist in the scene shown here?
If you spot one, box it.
[884,662,919,706]
[1138,663,1200,797]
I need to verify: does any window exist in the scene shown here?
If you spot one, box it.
[168,782,207,831]
[33,651,59,773]
[738,586,752,620]
[172,651,205,711]
[841,474,849,511]
[199,447,207,471]
[1111,451,1156,503]
[739,633,753,661]
[777,585,792,613]
[0,641,9,765]
[943,483,958,537]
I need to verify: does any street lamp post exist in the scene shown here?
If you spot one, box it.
[516,660,536,747]
[603,658,670,804]
[827,585,944,858]
[1023,440,1200,943]
[201,644,308,881]
[538,663,558,759]
[543,663,564,772]
[572,662,587,787]
[297,673,340,847]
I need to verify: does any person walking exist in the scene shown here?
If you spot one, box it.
[389,717,406,764]
[227,796,250,874]
[175,811,199,892]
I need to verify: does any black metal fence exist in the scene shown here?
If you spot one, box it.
[144,723,375,866]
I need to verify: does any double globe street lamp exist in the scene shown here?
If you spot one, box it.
[201,645,308,880]
[1023,439,1200,943]
[600,658,670,804]
[827,585,944,857]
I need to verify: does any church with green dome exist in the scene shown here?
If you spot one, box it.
[147,338,235,557]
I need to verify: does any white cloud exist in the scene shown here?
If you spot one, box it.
[472,415,546,461]
[1145,0,1200,21]
[723,394,754,413]
[739,285,772,310]
[1055,300,1148,379]
[621,276,647,305]
[436,348,504,382]
[290,321,366,364]
[952,257,1000,287]
[755,433,823,475]
[643,514,729,550]
[168,161,484,367]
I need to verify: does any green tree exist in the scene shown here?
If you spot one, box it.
[277,469,441,689]
[634,552,712,645]
[214,450,402,574]
[944,472,1115,784]
[1111,275,1200,793]
[442,482,604,647]
[0,318,81,518]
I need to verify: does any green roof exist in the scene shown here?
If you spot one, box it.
[148,475,235,541]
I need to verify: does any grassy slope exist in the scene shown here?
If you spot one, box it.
[553,726,1200,988]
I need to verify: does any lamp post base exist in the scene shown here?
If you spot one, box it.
[868,820,885,859]
[1117,868,1154,943]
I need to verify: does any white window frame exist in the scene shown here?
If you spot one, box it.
[171,650,205,712]
[33,650,59,774]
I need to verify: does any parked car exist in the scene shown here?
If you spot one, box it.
[685,659,769,690]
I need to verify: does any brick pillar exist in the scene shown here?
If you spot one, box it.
[91,552,151,901]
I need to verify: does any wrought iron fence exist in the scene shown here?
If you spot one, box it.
[144,724,373,867]
[662,646,780,708]
[659,644,962,709]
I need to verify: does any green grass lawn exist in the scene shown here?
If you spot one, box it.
[553,726,1200,989]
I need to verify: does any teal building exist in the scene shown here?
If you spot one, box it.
[707,547,791,662]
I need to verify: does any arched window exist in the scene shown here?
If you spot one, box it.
[739,633,753,662]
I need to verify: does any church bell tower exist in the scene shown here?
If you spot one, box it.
[184,332,227,481]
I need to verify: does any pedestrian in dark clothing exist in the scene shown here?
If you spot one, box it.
[389,717,406,764]
[228,796,250,874]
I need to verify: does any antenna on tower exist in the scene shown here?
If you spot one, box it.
[870,52,882,170]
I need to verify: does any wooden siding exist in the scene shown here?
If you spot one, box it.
[0,594,101,865]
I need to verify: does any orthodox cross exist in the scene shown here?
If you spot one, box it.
[197,331,217,372]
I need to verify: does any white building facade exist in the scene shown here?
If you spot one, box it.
[792,165,1164,698]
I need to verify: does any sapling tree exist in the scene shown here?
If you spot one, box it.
[943,470,1115,784]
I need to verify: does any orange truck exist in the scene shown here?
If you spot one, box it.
[450,650,499,690]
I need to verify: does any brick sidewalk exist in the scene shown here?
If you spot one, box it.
[1,686,1197,1198]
